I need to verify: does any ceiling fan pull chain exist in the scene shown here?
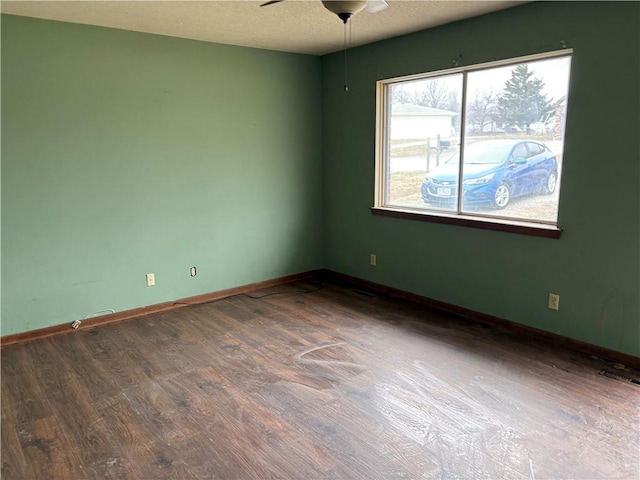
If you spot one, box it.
[343,21,349,92]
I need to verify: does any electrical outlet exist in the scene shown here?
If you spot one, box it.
[146,273,155,287]
[370,254,377,266]
[190,266,197,277]
[548,293,559,310]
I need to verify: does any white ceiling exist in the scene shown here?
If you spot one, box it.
[1,0,525,56]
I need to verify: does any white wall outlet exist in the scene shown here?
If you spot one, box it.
[190,266,197,277]
[548,293,559,310]
[146,273,155,287]
[370,254,377,266]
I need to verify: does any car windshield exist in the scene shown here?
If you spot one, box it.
[444,142,514,165]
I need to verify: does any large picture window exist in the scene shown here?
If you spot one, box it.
[375,51,572,235]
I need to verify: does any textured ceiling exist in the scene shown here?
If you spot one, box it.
[1,1,525,56]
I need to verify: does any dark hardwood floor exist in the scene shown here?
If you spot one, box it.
[2,280,639,479]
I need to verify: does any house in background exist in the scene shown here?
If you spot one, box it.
[390,103,457,140]
[1,2,638,359]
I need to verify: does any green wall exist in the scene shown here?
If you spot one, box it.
[1,15,323,335]
[3,2,639,358]
[322,2,640,356]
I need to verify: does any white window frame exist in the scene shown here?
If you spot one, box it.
[373,50,573,238]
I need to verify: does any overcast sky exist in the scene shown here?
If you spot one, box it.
[398,54,572,104]
[468,55,572,101]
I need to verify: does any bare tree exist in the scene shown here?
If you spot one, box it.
[416,79,451,109]
[391,79,459,112]
[467,90,498,133]
[391,85,413,105]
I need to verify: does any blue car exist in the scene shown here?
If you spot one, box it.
[421,139,558,209]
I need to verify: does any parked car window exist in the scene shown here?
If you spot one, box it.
[375,51,572,231]
[526,142,545,157]
[510,144,528,162]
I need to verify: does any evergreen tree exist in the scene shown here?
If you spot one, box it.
[497,64,553,131]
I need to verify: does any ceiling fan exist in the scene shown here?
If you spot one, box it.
[260,1,389,92]
[260,0,389,24]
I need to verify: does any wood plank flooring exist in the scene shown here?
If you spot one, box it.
[2,280,639,479]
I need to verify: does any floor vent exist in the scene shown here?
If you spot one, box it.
[599,370,640,385]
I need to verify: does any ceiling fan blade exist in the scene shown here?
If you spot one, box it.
[260,0,285,7]
[364,0,389,13]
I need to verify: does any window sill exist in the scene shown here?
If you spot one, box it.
[370,207,562,239]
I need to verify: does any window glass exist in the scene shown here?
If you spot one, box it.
[510,144,528,161]
[377,52,572,227]
[384,74,462,212]
[527,142,545,157]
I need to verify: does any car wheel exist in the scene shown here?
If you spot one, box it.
[541,171,557,195]
[493,183,510,209]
